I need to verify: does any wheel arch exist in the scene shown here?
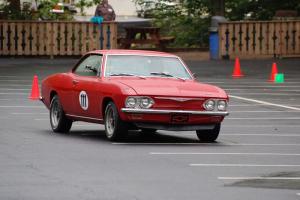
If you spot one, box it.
[50,90,58,102]
[102,97,114,118]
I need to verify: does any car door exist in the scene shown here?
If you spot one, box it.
[70,54,103,120]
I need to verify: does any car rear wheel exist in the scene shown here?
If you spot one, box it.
[50,95,72,133]
[196,123,220,142]
[104,102,128,141]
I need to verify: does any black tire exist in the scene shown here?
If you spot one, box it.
[104,102,128,141]
[50,95,72,133]
[196,123,220,142]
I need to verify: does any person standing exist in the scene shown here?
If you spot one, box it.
[94,0,116,21]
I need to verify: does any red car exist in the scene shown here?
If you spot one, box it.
[41,50,229,142]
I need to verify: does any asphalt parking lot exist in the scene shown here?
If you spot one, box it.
[0,56,300,200]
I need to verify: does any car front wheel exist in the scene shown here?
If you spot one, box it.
[196,123,220,142]
[104,102,128,141]
[50,95,72,133]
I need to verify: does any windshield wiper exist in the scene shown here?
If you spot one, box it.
[109,73,146,79]
[150,72,173,77]
[150,72,186,81]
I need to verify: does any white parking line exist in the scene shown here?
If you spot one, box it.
[150,152,300,156]
[223,125,300,127]
[11,113,47,115]
[224,86,300,88]
[231,93,300,96]
[218,177,300,180]
[230,110,300,113]
[229,95,300,111]
[0,89,30,91]
[227,117,300,120]
[0,106,44,108]
[222,134,300,137]
[0,93,28,95]
[297,193,300,196]
[229,104,300,107]
[34,119,48,121]
[227,89,300,92]
[190,164,300,167]
[0,80,31,82]
[113,143,300,146]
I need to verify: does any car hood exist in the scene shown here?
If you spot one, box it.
[113,78,227,98]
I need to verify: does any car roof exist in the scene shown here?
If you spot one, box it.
[89,49,178,57]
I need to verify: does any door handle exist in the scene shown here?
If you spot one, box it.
[72,80,79,85]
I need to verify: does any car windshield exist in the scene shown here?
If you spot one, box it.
[105,55,192,79]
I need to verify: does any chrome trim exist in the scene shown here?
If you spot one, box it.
[154,97,204,102]
[121,108,229,116]
[66,114,103,121]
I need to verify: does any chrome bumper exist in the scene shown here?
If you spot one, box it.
[121,108,229,116]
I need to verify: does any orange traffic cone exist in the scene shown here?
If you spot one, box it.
[232,57,244,78]
[29,75,40,100]
[269,62,278,82]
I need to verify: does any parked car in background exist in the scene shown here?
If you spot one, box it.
[41,50,229,142]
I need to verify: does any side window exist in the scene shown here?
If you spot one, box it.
[74,55,102,76]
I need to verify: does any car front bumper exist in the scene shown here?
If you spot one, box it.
[121,108,229,116]
[120,108,228,130]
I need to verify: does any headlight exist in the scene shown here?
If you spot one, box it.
[140,97,154,109]
[217,100,227,111]
[125,97,137,108]
[203,99,215,111]
[125,96,154,109]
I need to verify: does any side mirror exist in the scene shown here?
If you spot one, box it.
[85,65,98,73]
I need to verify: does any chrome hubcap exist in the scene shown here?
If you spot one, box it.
[105,107,115,138]
[51,100,61,129]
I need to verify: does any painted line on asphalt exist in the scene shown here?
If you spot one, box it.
[0,84,32,87]
[297,193,300,196]
[218,177,300,180]
[11,113,47,115]
[229,95,300,111]
[230,110,300,113]
[171,133,300,137]
[230,93,300,96]
[224,86,300,88]
[0,80,32,82]
[227,117,300,120]
[0,93,28,95]
[150,152,300,156]
[0,76,19,78]
[229,104,300,107]
[223,125,300,127]
[227,89,300,92]
[113,143,300,146]
[34,119,48,121]
[190,164,300,167]
[0,88,30,91]
[222,134,300,137]
[0,106,44,108]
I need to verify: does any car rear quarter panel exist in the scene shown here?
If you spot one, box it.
[41,73,73,113]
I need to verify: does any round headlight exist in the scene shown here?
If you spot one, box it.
[126,97,137,108]
[204,100,215,111]
[217,100,227,111]
[140,97,154,109]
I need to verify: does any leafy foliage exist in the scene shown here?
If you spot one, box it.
[133,0,300,47]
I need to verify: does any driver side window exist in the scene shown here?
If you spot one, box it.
[74,54,102,76]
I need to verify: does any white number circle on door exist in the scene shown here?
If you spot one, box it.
[79,91,89,110]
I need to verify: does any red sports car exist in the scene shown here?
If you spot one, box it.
[41,50,229,141]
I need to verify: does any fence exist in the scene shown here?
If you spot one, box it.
[219,20,300,58]
[0,20,117,56]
